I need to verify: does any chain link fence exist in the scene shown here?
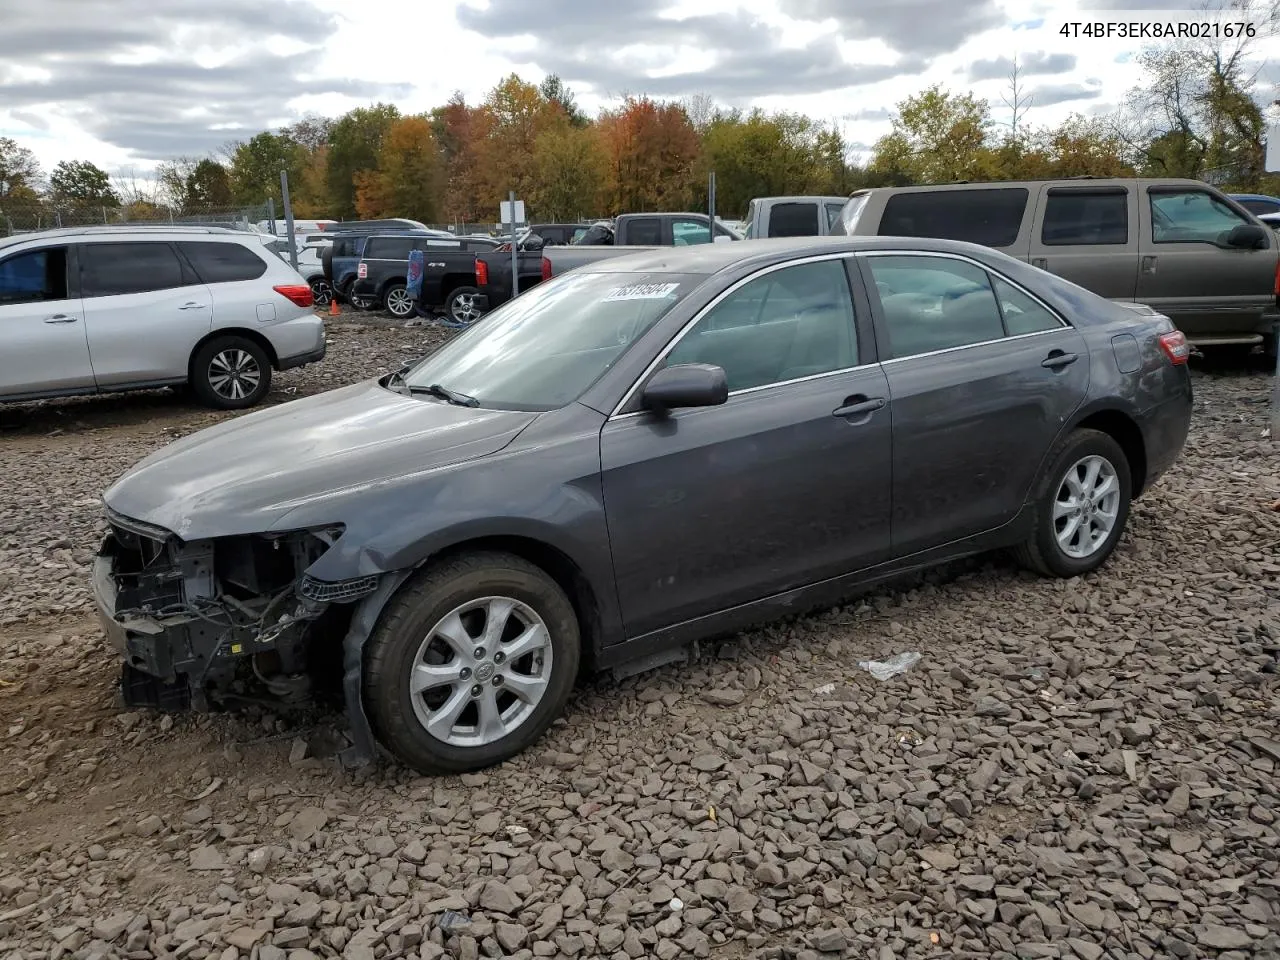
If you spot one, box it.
[0,200,273,236]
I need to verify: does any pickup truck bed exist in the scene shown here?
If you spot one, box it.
[476,245,659,311]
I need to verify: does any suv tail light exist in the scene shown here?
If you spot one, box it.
[475,258,489,286]
[357,262,367,279]
[274,284,313,308]
[541,257,552,281]
[1157,329,1189,364]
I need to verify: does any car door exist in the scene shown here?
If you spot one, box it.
[859,251,1090,556]
[599,256,893,638]
[1138,183,1276,337]
[0,243,94,398]
[1029,184,1139,301]
[176,239,277,325]
[78,241,213,387]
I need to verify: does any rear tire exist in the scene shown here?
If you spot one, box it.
[383,283,414,318]
[1014,428,1131,578]
[190,336,272,410]
[444,286,485,326]
[363,552,580,774]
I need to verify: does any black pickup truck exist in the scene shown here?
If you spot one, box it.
[470,213,739,317]
[349,233,500,319]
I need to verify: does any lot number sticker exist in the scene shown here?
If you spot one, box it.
[603,282,680,301]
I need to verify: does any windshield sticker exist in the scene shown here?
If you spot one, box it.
[603,282,680,301]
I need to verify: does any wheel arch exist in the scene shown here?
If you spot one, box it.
[189,327,280,375]
[378,275,408,298]
[417,534,606,674]
[441,274,479,299]
[1070,406,1148,498]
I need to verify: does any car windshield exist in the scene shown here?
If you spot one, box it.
[402,270,705,411]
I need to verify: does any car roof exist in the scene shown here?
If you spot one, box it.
[846,177,1213,197]
[0,224,253,253]
[1230,193,1280,202]
[571,234,1020,275]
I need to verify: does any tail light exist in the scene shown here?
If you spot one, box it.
[1157,329,1189,364]
[273,284,313,308]
[541,257,552,281]
[357,262,367,279]
[475,258,489,286]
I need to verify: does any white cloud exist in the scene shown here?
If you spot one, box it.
[1,0,1276,174]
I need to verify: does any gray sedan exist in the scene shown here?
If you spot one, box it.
[94,236,1193,774]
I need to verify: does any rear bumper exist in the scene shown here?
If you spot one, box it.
[278,340,327,371]
[1137,377,1193,494]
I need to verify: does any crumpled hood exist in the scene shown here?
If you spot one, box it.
[103,380,539,539]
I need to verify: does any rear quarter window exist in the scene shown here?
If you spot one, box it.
[365,237,414,260]
[180,241,269,282]
[880,188,1029,247]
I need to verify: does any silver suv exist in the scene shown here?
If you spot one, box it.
[0,225,327,409]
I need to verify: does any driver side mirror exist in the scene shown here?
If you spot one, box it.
[1223,223,1268,249]
[641,364,728,414]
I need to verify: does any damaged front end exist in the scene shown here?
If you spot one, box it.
[93,508,376,715]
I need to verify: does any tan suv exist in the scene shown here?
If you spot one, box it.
[838,178,1279,356]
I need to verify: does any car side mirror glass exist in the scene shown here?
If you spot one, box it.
[641,363,728,413]
[1224,223,1267,248]
[713,235,732,243]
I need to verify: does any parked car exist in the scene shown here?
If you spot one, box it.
[575,213,741,245]
[95,234,1191,774]
[1260,212,1280,233]
[1229,193,1280,217]
[350,233,501,318]
[742,196,850,238]
[529,223,589,245]
[838,178,1279,356]
[0,225,324,410]
[416,233,544,324]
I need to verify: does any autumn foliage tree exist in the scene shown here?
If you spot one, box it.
[355,116,443,222]
[597,97,701,211]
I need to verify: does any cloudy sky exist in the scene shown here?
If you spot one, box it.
[2,0,1277,175]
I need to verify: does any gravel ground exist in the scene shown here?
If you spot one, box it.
[1,318,1278,960]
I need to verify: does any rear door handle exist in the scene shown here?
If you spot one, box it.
[43,313,77,323]
[178,302,208,310]
[1042,351,1078,369]
[833,396,886,418]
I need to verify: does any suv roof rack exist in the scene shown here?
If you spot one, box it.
[8,224,244,240]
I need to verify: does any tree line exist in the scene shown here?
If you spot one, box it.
[0,5,1275,227]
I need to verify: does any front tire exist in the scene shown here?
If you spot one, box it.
[190,336,272,410]
[1015,428,1131,578]
[363,552,580,774]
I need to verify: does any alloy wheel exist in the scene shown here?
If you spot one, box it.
[385,287,414,317]
[408,596,553,747]
[1053,454,1120,559]
[450,293,482,325]
[208,349,262,402]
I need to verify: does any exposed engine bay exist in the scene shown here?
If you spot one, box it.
[94,509,376,713]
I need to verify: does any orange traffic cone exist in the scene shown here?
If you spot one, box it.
[328,297,340,317]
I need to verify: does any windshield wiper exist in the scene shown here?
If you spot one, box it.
[411,383,479,407]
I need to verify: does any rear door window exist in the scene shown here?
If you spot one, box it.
[867,255,1006,358]
[0,247,69,304]
[879,189,1029,247]
[80,242,190,297]
[364,237,415,260]
[179,241,269,282]
[1041,190,1128,245]
[767,202,820,237]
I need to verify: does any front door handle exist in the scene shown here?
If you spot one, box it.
[178,302,208,310]
[43,313,78,323]
[1042,351,1079,369]
[1141,255,1157,274]
[833,395,886,418]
